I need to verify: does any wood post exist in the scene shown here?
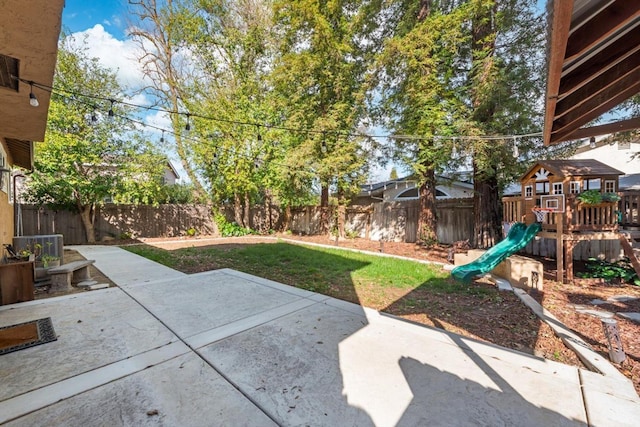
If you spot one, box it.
[556,212,564,283]
[619,234,640,278]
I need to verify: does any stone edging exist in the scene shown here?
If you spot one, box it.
[512,287,629,381]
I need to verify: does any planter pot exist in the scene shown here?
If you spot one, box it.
[35,267,49,281]
[45,259,61,268]
[36,259,60,269]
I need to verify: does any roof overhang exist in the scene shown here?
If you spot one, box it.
[0,0,64,168]
[543,0,640,145]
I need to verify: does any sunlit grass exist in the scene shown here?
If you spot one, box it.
[123,242,483,299]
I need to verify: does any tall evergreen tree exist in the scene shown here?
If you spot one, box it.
[370,0,546,247]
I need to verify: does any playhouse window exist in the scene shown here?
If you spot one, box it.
[535,181,550,195]
[552,183,563,194]
[585,179,601,190]
[604,180,615,193]
[524,185,532,198]
[569,181,581,194]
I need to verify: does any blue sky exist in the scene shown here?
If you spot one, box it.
[63,0,128,39]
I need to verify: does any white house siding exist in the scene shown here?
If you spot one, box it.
[571,141,640,174]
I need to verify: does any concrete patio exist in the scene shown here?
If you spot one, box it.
[0,245,638,426]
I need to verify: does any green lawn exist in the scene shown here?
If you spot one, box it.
[123,241,488,301]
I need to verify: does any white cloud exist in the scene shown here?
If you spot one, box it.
[67,24,146,89]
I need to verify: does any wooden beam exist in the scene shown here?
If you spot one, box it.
[561,117,640,141]
[543,0,574,146]
[550,76,640,143]
[619,234,640,278]
[565,1,640,63]
[559,31,640,99]
[555,53,640,118]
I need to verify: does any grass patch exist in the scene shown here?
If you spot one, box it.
[123,242,483,303]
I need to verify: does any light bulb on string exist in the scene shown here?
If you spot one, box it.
[512,137,519,158]
[321,133,327,154]
[108,100,115,119]
[185,114,191,131]
[589,136,596,149]
[28,81,39,107]
[257,125,262,142]
[160,130,165,143]
[90,106,97,123]
[451,138,458,158]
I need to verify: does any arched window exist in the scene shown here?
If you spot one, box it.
[395,188,449,200]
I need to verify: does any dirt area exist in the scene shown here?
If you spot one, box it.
[47,233,640,393]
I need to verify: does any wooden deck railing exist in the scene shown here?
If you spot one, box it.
[502,191,640,232]
[620,190,640,225]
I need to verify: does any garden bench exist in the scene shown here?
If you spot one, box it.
[48,260,95,291]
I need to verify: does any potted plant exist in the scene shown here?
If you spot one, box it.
[41,254,60,268]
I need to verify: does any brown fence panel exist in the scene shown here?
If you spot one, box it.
[435,198,474,244]
[18,204,217,244]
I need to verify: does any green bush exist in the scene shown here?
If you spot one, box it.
[577,190,620,204]
[577,190,602,205]
[602,192,621,203]
[214,213,254,237]
[577,257,639,286]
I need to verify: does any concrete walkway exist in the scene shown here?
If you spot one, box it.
[1,246,638,426]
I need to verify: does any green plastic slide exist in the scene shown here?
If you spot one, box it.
[451,222,541,282]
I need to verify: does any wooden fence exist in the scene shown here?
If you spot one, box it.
[18,199,475,245]
[285,198,474,244]
[17,204,218,244]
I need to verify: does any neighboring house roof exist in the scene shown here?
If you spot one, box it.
[358,175,473,200]
[520,159,625,183]
[165,161,180,181]
[543,1,640,145]
[360,175,473,197]
[619,174,640,191]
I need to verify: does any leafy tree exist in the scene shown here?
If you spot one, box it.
[370,0,547,248]
[128,0,207,200]
[271,0,374,235]
[26,37,166,242]
[389,167,399,180]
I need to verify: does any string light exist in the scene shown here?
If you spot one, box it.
[513,137,519,158]
[16,76,545,143]
[108,99,115,118]
[90,106,98,123]
[185,114,191,131]
[28,81,39,107]
[160,130,165,143]
[590,136,596,149]
[257,125,262,142]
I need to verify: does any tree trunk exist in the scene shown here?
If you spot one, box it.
[473,162,502,248]
[243,192,250,230]
[470,1,502,249]
[264,189,272,232]
[337,185,346,239]
[233,193,243,226]
[320,183,330,235]
[417,165,438,245]
[283,205,292,232]
[79,204,96,243]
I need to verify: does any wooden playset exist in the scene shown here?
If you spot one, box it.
[502,159,640,283]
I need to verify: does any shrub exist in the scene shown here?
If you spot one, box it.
[577,190,602,205]
[214,213,254,237]
[577,257,639,286]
